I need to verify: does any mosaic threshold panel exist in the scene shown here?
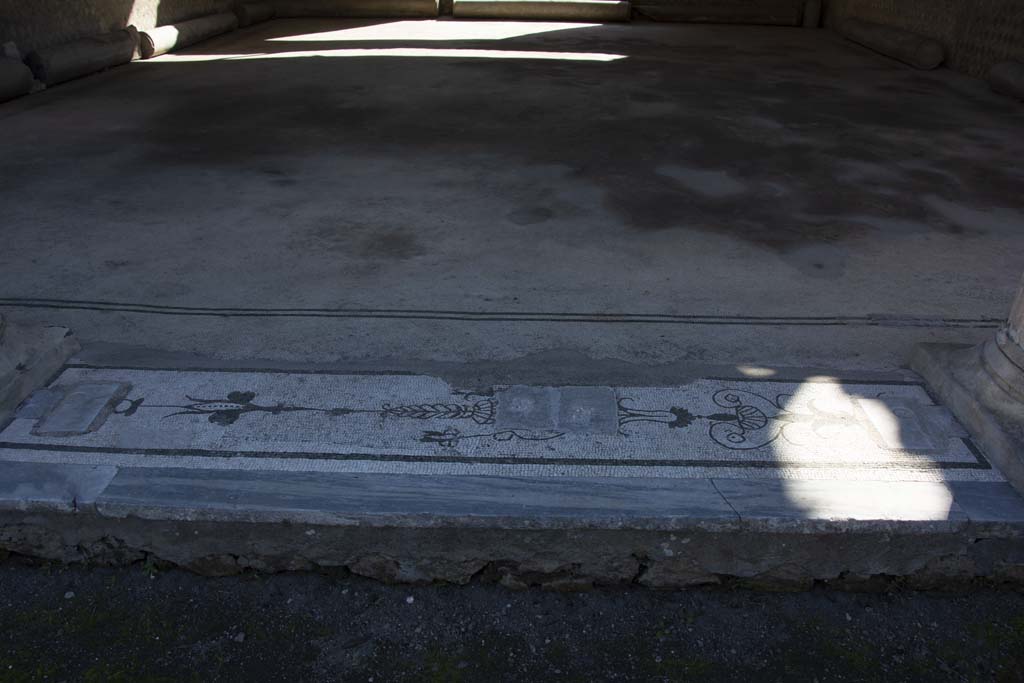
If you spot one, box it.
[0,366,1003,482]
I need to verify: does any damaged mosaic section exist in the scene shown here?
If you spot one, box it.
[0,366,1003,482]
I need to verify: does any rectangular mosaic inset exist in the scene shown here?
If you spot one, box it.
[0,366,1004,483]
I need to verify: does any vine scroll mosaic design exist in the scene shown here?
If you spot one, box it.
[0,367,1000,482]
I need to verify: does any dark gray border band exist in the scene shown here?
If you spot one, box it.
[0,298,1001,328]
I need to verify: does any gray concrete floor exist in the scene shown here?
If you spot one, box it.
[1,19,1023,371]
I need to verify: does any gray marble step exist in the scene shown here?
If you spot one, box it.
[453,0,631,22]
[2,459,1023,588]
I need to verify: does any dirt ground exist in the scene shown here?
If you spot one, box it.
[0,560,1022,682]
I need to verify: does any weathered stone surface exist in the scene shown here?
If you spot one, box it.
[0,462,117,512]
[31,382,128,437]
[0,316,79,426]
[1,506,1022,590]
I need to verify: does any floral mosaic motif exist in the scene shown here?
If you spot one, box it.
[164,392,319,426]
[114,390,497,427]
[618,389,862,450]
[419,427,565,448]
[617,392,767,442]
[618,399,714,430]
[113,385,859,451]
[382,399,495,425]
[705,389,784,450]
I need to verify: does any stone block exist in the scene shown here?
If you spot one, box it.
[31,382,130,437]
[0,315,79,426]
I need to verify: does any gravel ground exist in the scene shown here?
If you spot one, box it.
[0,560,1022,682]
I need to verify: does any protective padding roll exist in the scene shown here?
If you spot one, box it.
[25,27,139,86]
[236,2,276,27]
[0,57,33,102]
[140,12,239,59]
[275,0,440,18]
[990,62,1024,101]
[632,0,801,25]
[839,18,944,70]
[802,0,820,28]
[454,0,629,21]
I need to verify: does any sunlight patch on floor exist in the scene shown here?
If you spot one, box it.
[149,47,626,62]
[266,19,600,42]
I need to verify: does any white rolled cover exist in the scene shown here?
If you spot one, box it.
[275,0,440,18]
[236,2,276,27]
[26,27,140,86]
[990,61,1024,101]
[840,18,944,70]
[139,12,239,59]
[0,57,33,102]
[802,0,821,28]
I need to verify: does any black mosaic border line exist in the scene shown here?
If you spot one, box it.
[62,363,924,386]
[0,298,1001,328]
[0,440,992,471]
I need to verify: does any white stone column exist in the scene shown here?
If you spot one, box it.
[1007,276,1024,348]
[913,272,1024,494]
[0,315,79,420]
[983,273,1024,402]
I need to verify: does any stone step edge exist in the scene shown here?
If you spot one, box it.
[2,462,1023,587]
[3,461,1024,531]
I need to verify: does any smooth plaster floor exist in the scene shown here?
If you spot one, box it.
[1,19,1023,372]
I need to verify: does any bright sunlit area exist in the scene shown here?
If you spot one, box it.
[149,45,626,61]
[266,18,602,41]
[142,18,627,61]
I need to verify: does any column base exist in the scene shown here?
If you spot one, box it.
[983,329,1024,402]
[912,342,1024,496]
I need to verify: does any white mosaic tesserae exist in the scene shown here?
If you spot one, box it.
[0,366,1003,483]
